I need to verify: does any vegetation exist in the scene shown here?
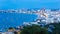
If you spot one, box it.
[45,22,60,34]
[51,23,60,34]
[7,22,60,34]
[20,24,48,34]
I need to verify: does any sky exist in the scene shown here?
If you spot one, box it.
[0,0,60,9]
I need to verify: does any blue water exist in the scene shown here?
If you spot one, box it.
[0,0,60,31]
[0,13,37,30]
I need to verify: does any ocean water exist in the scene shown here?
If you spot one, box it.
[0,13,37,30]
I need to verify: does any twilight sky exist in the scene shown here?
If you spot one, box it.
[0,0,60,9]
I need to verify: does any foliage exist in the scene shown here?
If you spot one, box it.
[20,24,48,34]
[45,22,60,34]
[52,23,60,34]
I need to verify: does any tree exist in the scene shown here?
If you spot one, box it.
[45,23,60,34]
[20,24,48,34]
[52,23,60,34]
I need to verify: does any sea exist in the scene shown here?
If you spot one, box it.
[0,13,37,32]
